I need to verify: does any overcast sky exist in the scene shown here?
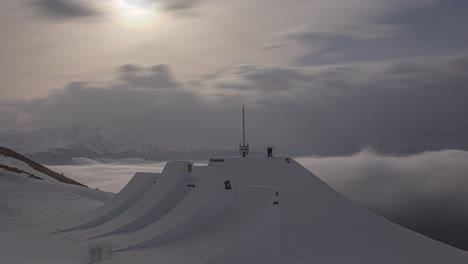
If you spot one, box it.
[1,0,468,155]
[2,0,468,252]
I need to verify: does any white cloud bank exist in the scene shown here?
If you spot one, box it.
[50,158,166,193]
[298,149,468,250]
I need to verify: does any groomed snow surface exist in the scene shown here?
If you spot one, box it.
[1,157,468,263]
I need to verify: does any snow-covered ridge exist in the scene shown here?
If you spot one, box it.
[0,146,86,186]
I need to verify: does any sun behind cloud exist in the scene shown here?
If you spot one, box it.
[114,0,160,29]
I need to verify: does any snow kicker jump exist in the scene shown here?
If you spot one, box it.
[110,185,280,264]
[53,172,157,232]
[53,156,468,264]
[111,174,236,250]
[65,161,193,240]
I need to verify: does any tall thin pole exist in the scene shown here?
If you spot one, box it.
[242,104,245,146]
[240,105,249,157]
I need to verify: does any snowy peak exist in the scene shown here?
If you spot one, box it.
[0,146,86,186]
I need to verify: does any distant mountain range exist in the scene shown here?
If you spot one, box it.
[0,128,256,165]
[2,126,467,165]
[0,126,468,165]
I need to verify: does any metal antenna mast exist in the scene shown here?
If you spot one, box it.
[240,105,249,157]
[243,105,245,146]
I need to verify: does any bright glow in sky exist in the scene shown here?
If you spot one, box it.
[115,0,160,29]
[1,0,466,101]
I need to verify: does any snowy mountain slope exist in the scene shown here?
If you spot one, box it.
[0,146,113,205]
[1,156,468,264]
[0,176,109,230]
[0,174,113,264]
[0,146,86,186]
[0,148,114,264]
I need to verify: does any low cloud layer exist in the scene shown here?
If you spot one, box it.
[50,158,165,193]
[0,110,18,129]
[298,149,468,251]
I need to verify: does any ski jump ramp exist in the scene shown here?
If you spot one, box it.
[53,172,157,232]
[67,161,192,240]
[57,157,468,264]
[111,174,236,250]
[203,187,280,264]
[110,185,280,264]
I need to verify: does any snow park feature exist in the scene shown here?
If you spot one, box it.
[1,110,468,264]
[52,172,158,232]
[64,161,193,240]
[39,157,466,264]
[108,174,236,249]
[2,153,468,263]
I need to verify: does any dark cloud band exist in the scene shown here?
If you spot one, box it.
[31,0,99,19]
[4,54,468,156]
